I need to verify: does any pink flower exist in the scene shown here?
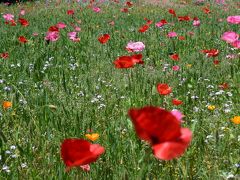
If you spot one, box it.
[172,65,180,71]
[56,22,67,29]
[227,16,240,24]
[93,7,101,13]
[171,109,184,122]
[215,0,225,4]
[126,41,145,52]
[221,31,239,43]
[45,31,59,42]
[80,164,90,172]
[75,26,81,32]
[231,40,240,49]
[193,20,200,27]
[3,14,14,21]
[167,32,177,38]
[19,9,25,16]
[155,19,167,28]
[68,32,80,42]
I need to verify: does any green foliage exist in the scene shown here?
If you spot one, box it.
[0,1,239,179]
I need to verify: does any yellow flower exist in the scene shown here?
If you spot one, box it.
[85,133,99,141]
[2,101,12,110]
[231,116,240,124]
[207,105,215,111]
[186,64,192,68]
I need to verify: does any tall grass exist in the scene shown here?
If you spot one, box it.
[0,0,239,179]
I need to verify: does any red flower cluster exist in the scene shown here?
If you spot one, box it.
[18,36,28,43]
[157,83,172,95]
[18,18,29,27]
[98,34,110,44]
[129,106,192,160]
[113,54,144,68]
[201,49,219,57]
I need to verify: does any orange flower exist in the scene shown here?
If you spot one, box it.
[85,133,100,141]
[2,101,12,109]
[231,116,240,125]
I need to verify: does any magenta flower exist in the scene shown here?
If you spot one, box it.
[75,26,81,32]
[227,16,240,24]
[45,31,59,42]
[172,65,180,71]
[126,41,145,52]
[221,31,239,43]
[56,22,67,29]
[3,14,14,21]
[93,7,101,13]
[68,32,80,42]
[19,9,25,16]
[193,20,200,27]
[167,32,177,38]
[171,109,184,122]
[231,40,240,49]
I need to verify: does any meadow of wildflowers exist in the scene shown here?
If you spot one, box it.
[0,0,239,179]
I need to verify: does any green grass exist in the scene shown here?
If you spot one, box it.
[0,0,239,179]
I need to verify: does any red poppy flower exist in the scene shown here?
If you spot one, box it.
[157,83,172,95]
[5,20,16,26]
[160,19,167,25]
[168,9,176,16]
[48,25,59,32]
[18,18,29,27]
[18,36,28,43]
[61,139,105,171]
[201,49,219,57]
[193,17,199,21]
[178,16,191,21]
[121,8,128,13]
[126,1,133,7]
[213,60,220,65]
[98,34,110,44]
[67,10,74,15]
[138,24,149,33]
[169,53,180,61]
[219,82,229,90]
[172,99,183,106]
[128,106,192,160]
[113,54,144,68]
[0,52,9,59]
[202,7,210,14]
[178,36,185,40]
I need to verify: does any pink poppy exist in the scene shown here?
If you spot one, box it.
[231,40,240,49]
[227,16,240,24]
[93,7,101,13]
[172,65,180,71]
[221,31,239,43]
[126,41,145,52]
[68,32,80,42]
[56,22,67,29]
[19,9,25,16]
[171,109,184,121]
[75,26,81,32]
[3,14,14,21]
[193,20,200,27]
[45,31,59,42]
[155,19,167,28]
[167,32,177,38]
